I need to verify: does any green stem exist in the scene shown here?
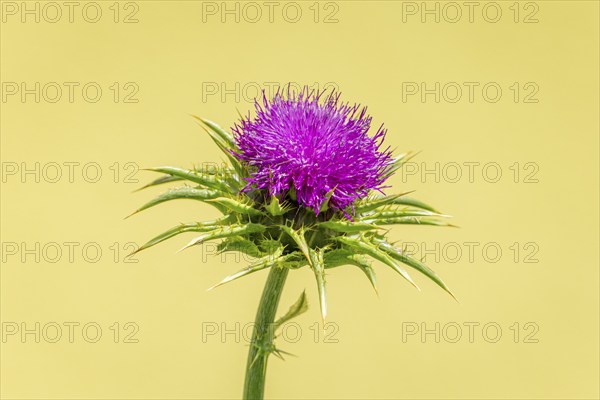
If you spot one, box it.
[243,265,289,400]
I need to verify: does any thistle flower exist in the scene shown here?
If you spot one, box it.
[130,87,454,400]
[233,88,393,214]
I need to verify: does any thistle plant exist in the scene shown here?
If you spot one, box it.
[130,88,454,400]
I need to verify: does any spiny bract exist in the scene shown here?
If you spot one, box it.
[130,88,455,320]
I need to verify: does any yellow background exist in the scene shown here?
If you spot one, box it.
[1,1,598,399]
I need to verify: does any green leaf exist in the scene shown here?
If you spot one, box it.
[319,187,336,213]
[369,217,457,227]
[134,216,234,254]
[279,225,311,265]
[323,249,377,294]
[179,223,267,252]
[194,120,245,178]
[207,260,271,291]
[143,166,233,192]
[308,248,327,320]
[318,220,381,233]
[283,255,310,270]
[335,236,419,290]
[127,187,224,217]
[361,209,449,225]
[273,291,309,330]
[354,260,378,294]
[382,151,418,179]
[279,225,327,318]
[134,165,240,193]
[288,187,297,201]
[322,248,354,266]
[217,237,263,258]
[373,237,456,299]
[388,196,440,213]
[208,251,298,291]
[265,196,291,216]
[206,197,265,217]
[192,116,236,148]
[354,191,413,214]
[363,209,443,219]
[134,174,182,192]
[258,239,288,255]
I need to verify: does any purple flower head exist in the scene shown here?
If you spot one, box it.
[232,87,393,215]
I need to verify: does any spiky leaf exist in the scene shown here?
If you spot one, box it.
[144,166,233,192]
[372,237,455,299]
[259,239,289,255]
[387,196,440,213]
[208,251,298,290]
[335,236,419,290]
[382,151,417,179]
[324,249,377,294]
[134,174,182,192]
[207,197,266,217]
[265,196,291,216]
[369,217,456,227]
[127,187,224,217]
[273,291,309,330]
[354,192,413,214]
[217,237,263,258]
[318,220,380,233]
[179,223,267,251]
[134,216,234,254]
[318,187,336,213]
[308,247,327,320]
[193,117,244,177]
[280,225,311,265]
[363,209,444,219]
[193,116,236,148]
